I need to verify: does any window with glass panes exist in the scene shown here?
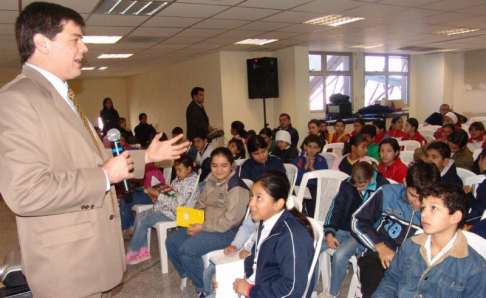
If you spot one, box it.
[309,53,352,112]
[364,54,409,106]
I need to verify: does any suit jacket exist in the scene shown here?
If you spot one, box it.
[0,66,145,297]
[186,100,209,140]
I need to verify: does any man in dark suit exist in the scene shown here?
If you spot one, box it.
[186,87,213,141]
[0,2,188,297]
[273,113,299,147]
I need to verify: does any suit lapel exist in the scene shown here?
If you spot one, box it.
[22,66,107,160]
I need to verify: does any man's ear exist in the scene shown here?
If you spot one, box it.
[442,158,450,168]
[33,33,49,54]
[451,210,462,225]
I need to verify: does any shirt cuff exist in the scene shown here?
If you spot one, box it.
[247,284,253,297]
[101,168,111,191]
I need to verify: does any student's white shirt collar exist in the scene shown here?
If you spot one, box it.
[424,232,457,266]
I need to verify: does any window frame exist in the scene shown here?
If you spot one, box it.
[364,53,410,106]
[309,52,353,112]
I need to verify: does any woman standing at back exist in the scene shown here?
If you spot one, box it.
[100,97,120,135]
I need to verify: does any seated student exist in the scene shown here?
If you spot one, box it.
[426,142,463,187]
[259,127,276,153]
[231,120,247,143]
[361,124,381,162]
[301,119,327,153]
[373,120,388,144]
[227,138,246,160]
[293,135,328,217]
[351,118,365,136]
[119,117,134,138]
[172,126,186,145]
[246,129,257,140]
[467,121,485,153]
[231,171,315,298]
[327,119,350,144]
[423,103,450,126]
[120,134,137,150]
[387,117,407,139]
[447,129,474,170]
[378,138,408,183]
[351,161,441,298]
[271,131,299,163]
[464,147,486,226]
[203,215,257,296]
[193,129,215,181]
[414,123,455,162]
[320,120,330,141]
[317,162,389,298]
[372,183,486,298]
[434,112,461,139]
[332,135,373,175]
[402,118,427,145]
[166,148,249,297]
[125,156,199,265]
[240,135,286,181]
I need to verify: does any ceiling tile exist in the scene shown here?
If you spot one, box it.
[142,17,204,28]
[157,3,229,18]
[177,0,243,4]
[415,12,474,24]
[420,0,486,12]
[215,30,266,39]
[191,19,250,29]
[445,16,486,28]
[23,0,99,14]
[254,31,302,39]
[87,14,149,27]
[378,0,442,7]
[290,0,366,14]
[83,26,134,36]
[262,11,325,23]
[214,7,281,21]
[238,0,311,10]
[343,3,409,19]
[174,28,226,38]
[457,4,486,16]
[151,43,190,50]
[159,36,207,43]
[129,27,184,37]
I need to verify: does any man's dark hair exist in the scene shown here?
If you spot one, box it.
[16,2,85,64]
[172,126,183,135]
[191,87,204,98]
[138,113,147,121]
[443,123,456,132]
[192,128,207,141]
[421,183,469,229]
[427,141,451,159]
[469,121,485,132]
[447,129,469,148]
[279,113,290,120]
[361,124,376,138]
[303,134,323,148]
[406,160,441,195]
[372,120,386,131]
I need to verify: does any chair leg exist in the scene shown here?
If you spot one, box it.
[348,257,361,298]
[319,251,332,291]
[181,277,187,291]
[146,227,151,253]
[156,225,169,274]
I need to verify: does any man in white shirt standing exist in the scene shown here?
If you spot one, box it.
[0,2,188,297]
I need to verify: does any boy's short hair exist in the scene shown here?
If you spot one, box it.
[447,129,469,148]
[354,118,365,126]
[172,126,183,135]
[426,141,451,159]
[469,121,485,132]
[191,87,204,98]
[421,183,469,229]
[279,113,291,120]
[303,134,322,148]
[361,124,376,138]
[192,128,207,141]
[406,160,441,195]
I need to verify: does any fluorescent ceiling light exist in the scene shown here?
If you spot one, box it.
[348,44,383,49]
[98,54,133,59]
[432,28,479,36]
[83,36,123,44]
[99,67,109,70]
[81,67,95,70]
[304,15,364,27]
[234,39,278,46]
[96,0,170,16]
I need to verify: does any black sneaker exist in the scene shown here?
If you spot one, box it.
[197,292,207,298]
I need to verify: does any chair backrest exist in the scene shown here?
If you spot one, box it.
[284,163,299,195]
[400,150,415,164]
[367,156,379,165]
[461,124,470,137]
[468,116,486,124]
[419,129,435,137]
[463,230,486,260]
[296,170,350,223]
[303,217,324,298]
[387,178,398,184]
[398,140,421,151]
[323,143,344,157]
[235,158,247,166]
[464,174,486,197]
[425,125,442,131]
[186,169,202,208]
[163,166,173,185]
[473,148,482,161]
[320,152,337,168]
[242,178,254,190]
[457,167,476,185]
[422,134,436,144]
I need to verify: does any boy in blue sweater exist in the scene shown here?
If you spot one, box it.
[372,183,486,297]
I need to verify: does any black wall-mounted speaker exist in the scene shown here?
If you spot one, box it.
[247,57,279,99]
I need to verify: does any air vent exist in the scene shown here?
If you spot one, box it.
[95,0,172,16]
[397,46,444,52]
[120,36,166,43]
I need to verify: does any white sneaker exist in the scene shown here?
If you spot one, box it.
[311,291,319,298]
[318,288,340,298]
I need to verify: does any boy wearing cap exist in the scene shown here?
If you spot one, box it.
[271,130,299,163]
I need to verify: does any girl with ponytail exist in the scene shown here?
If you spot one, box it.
[331,134,373,175]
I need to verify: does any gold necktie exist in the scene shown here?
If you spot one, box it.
[68,88,103,157]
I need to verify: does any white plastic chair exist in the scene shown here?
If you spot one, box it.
[418,129,435,137]
[400,151,415,164]
[235,158,247,166]
[320,152,338,168]
[242,178,254,190]
[284,163,298,195]
[319,250,360,298]
[303,217,324,298]
[464,174,485,197]
[132,169,202,274]
[295,170,350,223]
[162,166,173,185]
[324,143,344,157]
[367,156,379,165]
[387,178,398,184]
[422,134,436,144]
[468,116,486,125]
[463,230,486,260]
[423,125,441,131]
[457,168,476,186]
[398,140,421,151]
[473,148,482,161]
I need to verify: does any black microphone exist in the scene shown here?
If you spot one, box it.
[107,128,131,193]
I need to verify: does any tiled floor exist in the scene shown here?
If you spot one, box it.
[1,199,352,297]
